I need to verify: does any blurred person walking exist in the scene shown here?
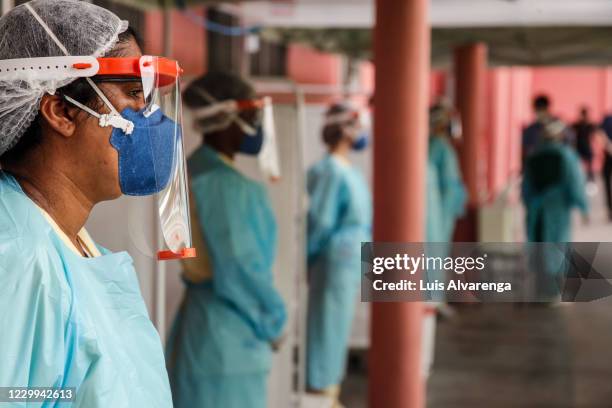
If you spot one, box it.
[522,95,572,161]
[600,113,612,220]
[572,107,596,183]
[522,119,589,300]
[522,119,588,242]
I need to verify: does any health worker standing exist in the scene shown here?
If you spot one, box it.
[166,72,287,408]
[0,1,192,406]
[306,103,372,407]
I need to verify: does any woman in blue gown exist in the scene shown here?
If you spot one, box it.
[0,2,173,406]
[306,104,372,405]
[166,72,287,408]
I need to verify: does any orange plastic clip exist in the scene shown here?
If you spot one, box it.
[236,99,266,111]
[157,247,197,261]
[73,62,93,69]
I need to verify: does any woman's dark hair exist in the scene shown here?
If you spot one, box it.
[183,72,255,141]
[184,71,255,110]
[0,27,141,165]
[322,103,354,149]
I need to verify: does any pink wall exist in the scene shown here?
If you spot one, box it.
[287,44,342,85]
[286,44,344,104]
[286,44,612,200]
[531,67,611,123]
[428,66,611,200]
[145,7,207,77]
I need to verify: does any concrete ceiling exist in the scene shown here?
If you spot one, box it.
[240,0,612,28]
[238,0,612,66]
[432,26,612,66]
[105,0,612,65]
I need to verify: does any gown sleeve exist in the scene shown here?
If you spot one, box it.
[193,174,287,342]
[0,247,69,391]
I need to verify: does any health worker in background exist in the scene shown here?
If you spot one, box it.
[522,119,589,300]
[572,106,596,183]
[599,113,612,220]
[428,102,467,244]
[306,103,372,407]
[166,72,287,408]
[522,94,573,161]
[522,119,589,242]
[0,0,187,406]
[423,101,466,305]
[421,101,467,378]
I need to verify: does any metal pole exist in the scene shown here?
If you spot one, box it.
[293,85,308,406]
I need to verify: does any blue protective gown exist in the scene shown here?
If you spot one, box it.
[425,161,446,300]
[166,145,287,408]
[522,140,588,243]
[306,155,372,390]
[426,161,445,243]
[426,137,466,300]
[428,136,467,242]
[0,172,172,408]
[522,141,588,297]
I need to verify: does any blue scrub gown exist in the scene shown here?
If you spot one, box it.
[426,137,466,300]
[0,172,172,407]
[426,161,445,243]
[166,145,287,408]
[428,136,467,242]
[306,155,372,390]
[522,141,588,298]
[522,140,588,243]
[425,161,447,300]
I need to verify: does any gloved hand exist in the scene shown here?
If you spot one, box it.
[582,212,591,226]
[270,333,287,352]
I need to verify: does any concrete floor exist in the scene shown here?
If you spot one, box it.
[340,179,612,407]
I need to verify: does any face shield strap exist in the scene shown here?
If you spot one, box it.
[324,110,359,127]
[193,88,258,136]
[63,94,135,134]
[25,3,133,134]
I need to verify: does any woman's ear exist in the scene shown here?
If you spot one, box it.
[38,94,77,138]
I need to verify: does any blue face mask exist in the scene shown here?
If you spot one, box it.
[239,125,264,156]
[352,132,369,151]
[110,107,177,196]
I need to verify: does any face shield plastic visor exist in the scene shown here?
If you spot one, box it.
[192,91,281,181]
[5,4,195,261]
[324,107,371,150]
[103,56,194,260]
[0,54,195,260]
[134,56,194,260]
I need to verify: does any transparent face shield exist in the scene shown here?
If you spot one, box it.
[324,107,371,148]
[61,58,195,260]
[258,97,281,181]
[192,90,282,181]
[8,6,196,261]
[139,56,195,260]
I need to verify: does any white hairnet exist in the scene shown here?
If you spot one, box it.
[0,0,128,156]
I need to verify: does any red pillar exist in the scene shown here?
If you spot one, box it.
[370,0,429,407]
[453,44,488,241]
